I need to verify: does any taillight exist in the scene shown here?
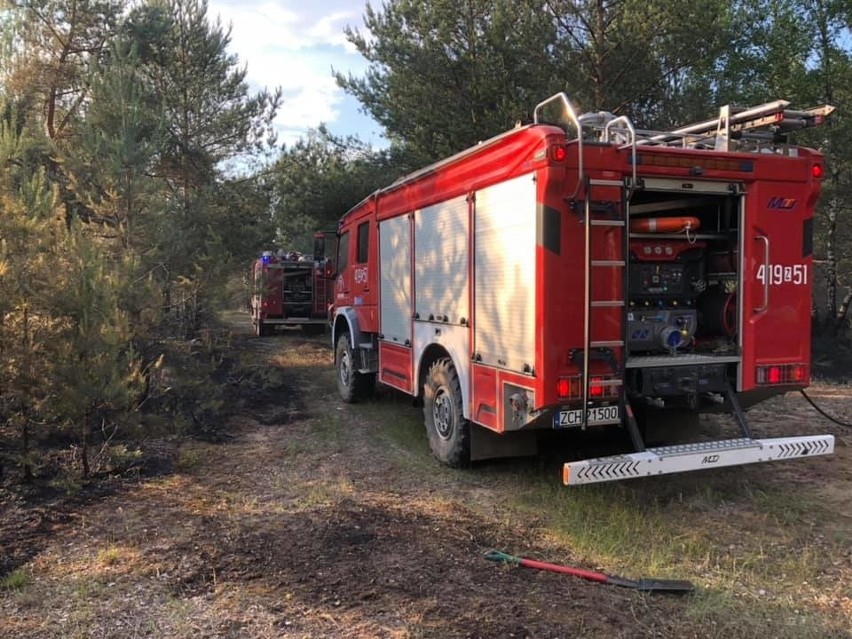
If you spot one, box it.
[550,144,567,162]
[756,363,808,386]
[556,376,581,399]
[556,375,620,400]
[812,164,824,179]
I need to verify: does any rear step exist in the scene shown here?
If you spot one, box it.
[562,435,834,486]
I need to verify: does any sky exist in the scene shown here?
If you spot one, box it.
[206,0,386,148]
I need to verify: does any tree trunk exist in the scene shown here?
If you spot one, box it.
[21,417,32,483]
[838,289,852,323]
[812,0,839,332]
[81,410,90,479]
[592,0,606,109]
[825,195,839,329]
[21,305,33,482]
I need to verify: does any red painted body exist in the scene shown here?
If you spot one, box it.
[332,122,822,436]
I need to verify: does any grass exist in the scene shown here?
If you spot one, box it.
[96,546,123,567]
[354,389,434,467]
[494,464,849,637]
[176,445,204,472]
[352,385,849,632]
[313,414,344,445]
[4,320,846,638]
[47,473,83,496]
[0,569,28,591]
[324,364,852,636]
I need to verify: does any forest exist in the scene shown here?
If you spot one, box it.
[1,0,851,484]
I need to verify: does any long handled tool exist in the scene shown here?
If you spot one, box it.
[484,550,694,593]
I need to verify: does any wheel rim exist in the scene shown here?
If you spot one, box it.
[433,387,453,440]
[339,349,351,387]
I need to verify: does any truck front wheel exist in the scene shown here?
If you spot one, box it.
[423,357,470,467]
[336,333,373,402]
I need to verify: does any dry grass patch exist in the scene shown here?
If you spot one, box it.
[0,568,28,591]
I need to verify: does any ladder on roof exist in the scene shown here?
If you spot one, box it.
[633,100,835,152]
[534,91,834,154]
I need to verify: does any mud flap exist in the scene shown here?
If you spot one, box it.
[470,425,538,461]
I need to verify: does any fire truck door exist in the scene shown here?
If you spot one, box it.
[740,183,813,391]
[352,219,375,308]
[336,218,377,332]
[335,228,352,308]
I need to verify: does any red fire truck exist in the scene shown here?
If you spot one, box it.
[330,93,836,485]
[251,231,336,337]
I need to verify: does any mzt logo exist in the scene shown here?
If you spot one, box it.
[768,197,797,210]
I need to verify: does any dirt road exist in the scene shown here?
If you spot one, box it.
[1,313,850,638]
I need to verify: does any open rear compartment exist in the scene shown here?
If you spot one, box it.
[280,261,316,320]
[624,180,744,414]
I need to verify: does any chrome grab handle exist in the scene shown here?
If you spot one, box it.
[754,234,770,312]
[604,115,637,188]
[533,92,583,188]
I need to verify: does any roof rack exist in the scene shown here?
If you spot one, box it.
[534,92,834,158]
[617,100,834,154]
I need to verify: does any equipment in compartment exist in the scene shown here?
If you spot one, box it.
[281,263,315,317]
[629,216,701,234]
[697,290,737,337]
[627,239,706,353]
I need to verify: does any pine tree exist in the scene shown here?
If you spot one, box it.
[125,0,281,331]
[0,99,64,481]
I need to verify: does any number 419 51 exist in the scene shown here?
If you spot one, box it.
[756,263,808,286]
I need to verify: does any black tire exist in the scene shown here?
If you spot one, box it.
[336,333,374,403]
[423,357,470,467]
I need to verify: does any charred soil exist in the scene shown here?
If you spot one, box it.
[1,313,851,638]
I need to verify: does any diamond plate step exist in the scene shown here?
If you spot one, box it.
[562,435,835,486]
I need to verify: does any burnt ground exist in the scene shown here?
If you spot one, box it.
[1,313,851,638]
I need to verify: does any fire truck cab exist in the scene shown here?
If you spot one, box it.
[330,93,835,485]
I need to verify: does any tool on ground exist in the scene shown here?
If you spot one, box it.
[484,550,694,593]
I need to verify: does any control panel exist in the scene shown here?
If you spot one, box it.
[627,241,706,353]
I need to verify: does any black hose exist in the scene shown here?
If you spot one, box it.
[800,389,852,428]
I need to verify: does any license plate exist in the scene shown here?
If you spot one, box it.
[554,405,621,428]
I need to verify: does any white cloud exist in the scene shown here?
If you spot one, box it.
[206,0,378,147]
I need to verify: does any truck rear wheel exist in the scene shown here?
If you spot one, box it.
[336,333,373,402]
[423,357,470,467]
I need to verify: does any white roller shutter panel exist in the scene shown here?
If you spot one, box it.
[414,195,470,324]
[474,174,537,372]
[379,215,412,344]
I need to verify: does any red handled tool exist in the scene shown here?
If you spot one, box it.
[484,550,694,593]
